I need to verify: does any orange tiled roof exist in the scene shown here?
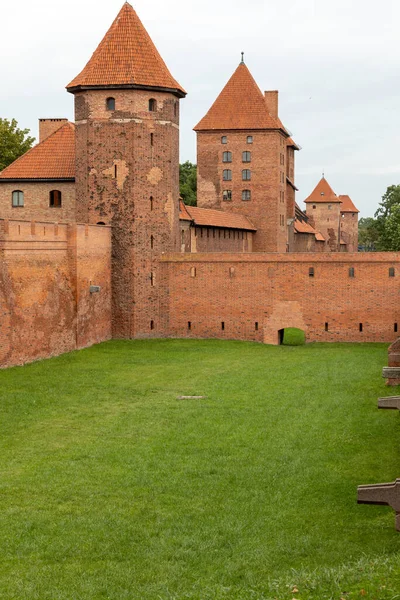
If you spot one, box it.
[315,232,325,242]
[0,122,75,180]
[181,203,256,231]
[179,199,192,221]
[67,3,185,97]
[304,176,341,204]
[339,194,360,213]
[194,63,286,132]
[287,137,300,150]
[294,219,317,235]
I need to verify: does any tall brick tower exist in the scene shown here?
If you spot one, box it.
[194,60,295,252]
[67,3,186,338]
[304,176,342,252]
[339,195,359,252]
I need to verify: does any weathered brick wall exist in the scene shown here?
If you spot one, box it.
[0,181,76,222]
[307,202,341,251]
[74,88,180,339]
[341,212,359,252]
[0,220,111,368]
[39,118,68,142]
[160,252,400,344]
[187,226,253,252]
[196,130,288,252]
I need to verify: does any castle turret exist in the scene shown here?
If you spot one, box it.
[339,195,359,252]
[304,176,342,252]
[67,2,186,338]
[194,60,295,252]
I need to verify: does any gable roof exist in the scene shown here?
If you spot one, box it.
[339,195,360,213]
[180,202,256,231]
[194,62,287,132]
[0,122,75,181]
[67,2,185,97]
[294,217,325,241]
[304,176,341,204]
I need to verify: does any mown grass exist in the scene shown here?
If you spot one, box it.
[0,339,400,599]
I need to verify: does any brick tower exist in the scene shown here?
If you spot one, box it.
[304,176,342,252]
[194,59,295,252]
[339,195,359,252]
[67,3,186,338]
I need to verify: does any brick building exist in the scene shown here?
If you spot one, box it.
[0,2,396,368]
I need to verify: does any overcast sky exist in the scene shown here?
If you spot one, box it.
[2,0,400,217]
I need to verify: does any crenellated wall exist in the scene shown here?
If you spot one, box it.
[159,252,400,345]
[0,219,111,367]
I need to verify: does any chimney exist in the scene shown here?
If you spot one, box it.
[264,91,279,118]
[39,118,68,143]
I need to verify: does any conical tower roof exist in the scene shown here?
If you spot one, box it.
[304,176,341,204]
[194,62,285,131]
[66,3,185,97]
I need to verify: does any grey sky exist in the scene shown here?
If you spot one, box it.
[2,0,400,217]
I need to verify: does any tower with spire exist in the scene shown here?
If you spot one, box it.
[194,59,299,252]
[67,3,186,338]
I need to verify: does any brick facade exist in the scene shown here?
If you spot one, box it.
[0,181,76,222]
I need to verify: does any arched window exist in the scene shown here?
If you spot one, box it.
[242,169,251,181]
[106,97,115,111]
[149,98,157,112]
[242,151,251,162]
[223,170,232,181]
[12,190,24,207]
[49,190,62,207]
[242,190,251,201]
[221,136,227,144]
[222,151,232,163]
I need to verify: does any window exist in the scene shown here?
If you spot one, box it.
[188,321,192,331]
[309,267,314,277]
[222,151,232,163]
[325,322,329,332]
[247,136,253,144]
[150,196,154,211]
[106,97,115,111]
[242,190,251,201]
[49,190,62,207]
[174,102,177,117]
[349,267,355,278]
[12,190,24,207]
[389,267,395,277]
[359,323,363,332]
[242,169,251,181]
[255,322,259,331]
[149,98,157,111]
[223,169,232,181]
[328,204,332,210]
[150,320,155,330]
[97,222,105,225]
[395,323,398,333]
[242,151,251,162]
[312,205,316,209]
[221,136,227,144]
[150,133,154,146]
[221,322,225,331]
[223,190,232,201]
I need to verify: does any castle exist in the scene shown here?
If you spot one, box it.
[0,3,397,368]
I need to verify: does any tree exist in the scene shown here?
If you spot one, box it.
[374,185,400,251]
[179,161,197,206]
[0,118,35,172]
[358,217,380,251]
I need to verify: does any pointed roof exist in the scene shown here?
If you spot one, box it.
[194,63,286,131]
[66,3,185,97]
[304,176,341,204]
[0,123,75,181]
[339,195,360,213]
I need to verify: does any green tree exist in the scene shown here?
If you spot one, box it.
[358,217,380,251]
[179,161,197,206]
[374,185,400,250]
[0,118,35,172]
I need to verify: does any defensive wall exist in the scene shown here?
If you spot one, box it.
[0,219,111,368]
[160,252,400,344]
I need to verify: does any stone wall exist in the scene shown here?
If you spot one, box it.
[0,219,111,367]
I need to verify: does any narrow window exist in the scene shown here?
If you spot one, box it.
[149,98,157,112]
[49,190,62,207]
[242,151,251,162]
[114,164,118,178]
[150,320,154,330]
[325,322,328,332]
[188,321,191,331]
[12,190,24,207]
[200,228,203,238]
[309,267,314,277]
[150,272,155,287]
[150,196,153,211]
[151,133,154,146]
[328,204,332,210]
[242,169,251,181]
[190,267,196,278]
[221,322,225,331]
[221,136,227,144]
[106,97,115,111]
[150,235,154,249]
[255,322,259,331]
[312,204,316,209]
[395,323,398,333]
[222,151,232,163]
[181,230,185,245]
[247,136,253,144]
[389,267,395,277]
[223,190,232,201]
[359,323,363,332]
[223,169,232,181]
[242,190,251,201]
[349,267,355,278]
[207,228,209,238]
[174,102,177,117]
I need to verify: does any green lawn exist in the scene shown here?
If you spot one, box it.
[1,339,400,599]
